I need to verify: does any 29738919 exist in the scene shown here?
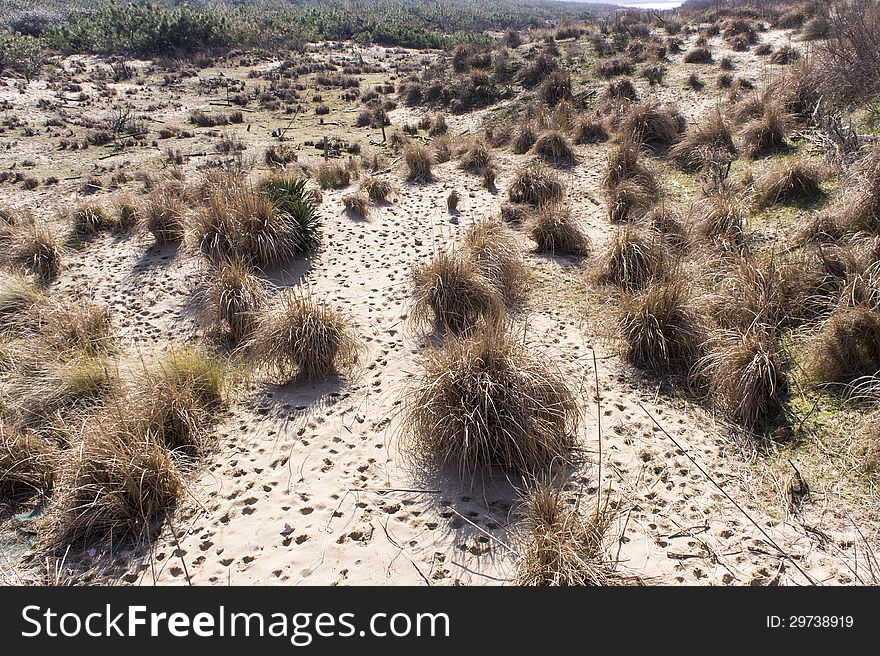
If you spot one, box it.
[767,616,854,629]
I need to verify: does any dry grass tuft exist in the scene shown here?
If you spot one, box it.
[574,116,609,144]
[51,423,182,548]
[144,189,187,244]
[249,291,361,381]
[459,140,495,174]
[0,206,34,244]
[856,415,880,475]
[804,146,880,240]
[70,203,114,237]
[7,354,116,428]
[403,143,433,182]
[462,219,526,301]
[603,138,659,193]
[360,176,393,202]
[699,327,788,430]
[9,224,63,281]
[316,161,352,189]
[740,103,789,158]
[446,190,460,212]
[410,250,505,332]
[342,192,371,219]
[619,102,685,150]
[516,484,627,586]
[606,179,657,223]
[596,78,638,119]
[753,158,824,206]
[669,111,736,171]
[645,204,690,252]
[532,130,576,166]
[684,47,713,64]
[692,192,746,251]
[114,196,141,234]
[133,349,228,456]
[0,272,42,331]
[617,277,706,374]
[500,202,530,225]
[770,44,801,65]
[594,226,668,291]
[404,326,579,474]
[39,299,114,357]
[201,258,266,344]
[708,256,790,331]
[528,206,592,256]
[807,305,880,385]
[0,424,57,501]
[192,176,319,267]
[512,123,538,154]
[603,139,661,222]
[508,162,565,207]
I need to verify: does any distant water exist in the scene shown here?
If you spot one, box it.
[619,1,684,8]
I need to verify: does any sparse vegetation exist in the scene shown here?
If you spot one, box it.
[1,0,877,586]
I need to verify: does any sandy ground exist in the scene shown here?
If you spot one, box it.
[1,26,877,586]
